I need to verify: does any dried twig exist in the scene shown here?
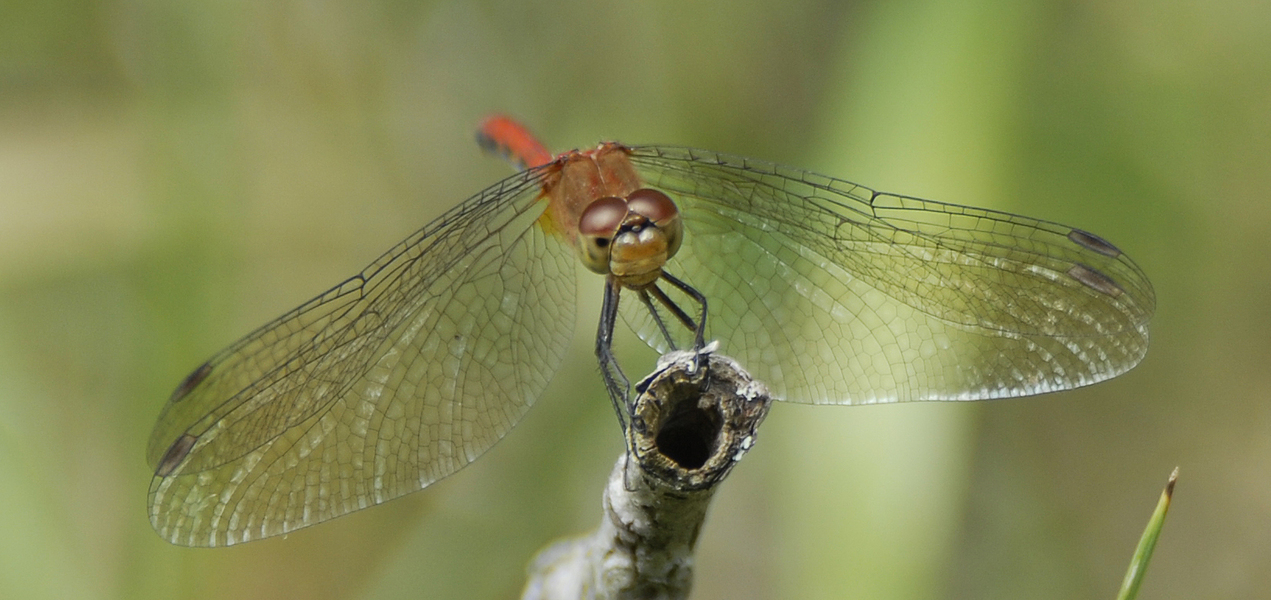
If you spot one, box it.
[522,344,772,600]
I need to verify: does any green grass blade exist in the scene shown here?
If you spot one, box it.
[1116,467,1178,600]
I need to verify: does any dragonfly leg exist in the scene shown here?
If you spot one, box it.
[658,271,708,352]
[644,283,696,345]
[597,277,632,430]
[636,288,680,352]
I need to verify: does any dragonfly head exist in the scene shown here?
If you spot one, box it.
[578,188,683,287]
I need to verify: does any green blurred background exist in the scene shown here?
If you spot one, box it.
[1,0,1265,598]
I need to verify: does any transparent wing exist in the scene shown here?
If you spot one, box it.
[621,146,1154,404]
[146,167,576,547]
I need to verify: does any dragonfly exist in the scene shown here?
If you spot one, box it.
[147,115,1154,547]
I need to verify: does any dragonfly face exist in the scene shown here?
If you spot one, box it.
[576,188,685,285]
[147,115,1154,547]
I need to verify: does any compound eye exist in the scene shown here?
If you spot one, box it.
[578,196,628,238]
[577,196,629,274]
[625,188,677,225]
[625,188,683,259]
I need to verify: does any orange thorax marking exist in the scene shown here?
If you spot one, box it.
[538,143,643,246]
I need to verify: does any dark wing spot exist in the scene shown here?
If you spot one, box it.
[1068,264,1124,297]
[155,434,198,477]
[169,361,212,403]
[1067,228,1122,258]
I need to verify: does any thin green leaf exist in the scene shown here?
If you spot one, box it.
[1117,467,1178,600]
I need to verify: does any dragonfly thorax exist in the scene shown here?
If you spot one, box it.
[577,188,684,288]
